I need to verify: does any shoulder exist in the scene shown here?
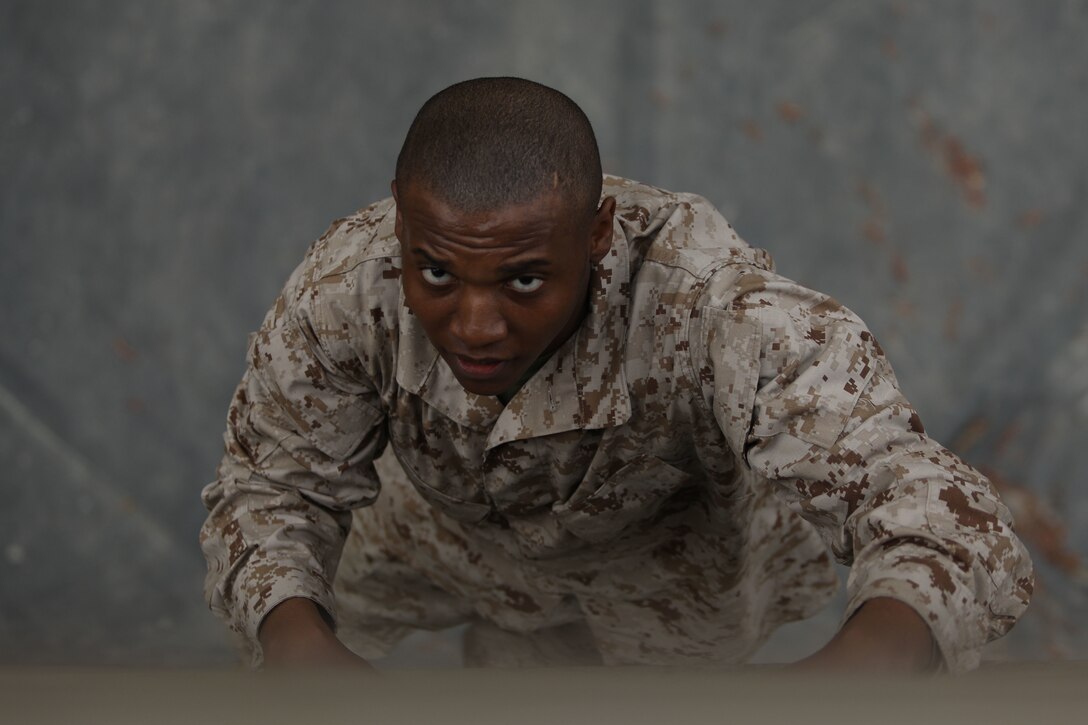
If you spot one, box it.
[274,196,403,341]
[606,175,773,284]
[609,177,775,342]
[286,197,400,300]
[263,197,402,387]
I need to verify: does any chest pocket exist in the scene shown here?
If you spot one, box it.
[389,444,493,524]
[554,455,691,544]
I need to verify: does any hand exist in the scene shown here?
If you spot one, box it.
[258,597,373,669]
[789,597,939,673]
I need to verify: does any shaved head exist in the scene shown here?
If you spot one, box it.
[395,77,603,219]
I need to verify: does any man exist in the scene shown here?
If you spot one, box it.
[200,77,1032,672]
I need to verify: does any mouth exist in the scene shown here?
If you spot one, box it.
[449,354,510,381]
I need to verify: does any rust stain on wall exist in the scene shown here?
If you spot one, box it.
[649,88,671,108]
[943,298,964,341]
[113,336,138,362]
[776,101,804,123]
[741,120,764,142]
[857,181,888,246]
[952,415,990,453]
[862,219,886,245]
[891,251,909,284]
[911,101,988,208]
[894,299,916,320]
[985,467,1083,576]
[1017,209,1044,228]
[705,18,728,38]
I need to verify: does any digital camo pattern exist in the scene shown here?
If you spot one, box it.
[200,176,1033,672]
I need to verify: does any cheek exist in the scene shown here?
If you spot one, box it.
[509,292,575,335]
[403,280,449,330]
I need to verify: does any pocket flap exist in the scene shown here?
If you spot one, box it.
[556,455,691,543]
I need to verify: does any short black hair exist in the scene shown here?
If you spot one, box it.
[395,77,602,218]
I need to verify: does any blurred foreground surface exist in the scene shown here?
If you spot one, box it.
[2,663,1086,725]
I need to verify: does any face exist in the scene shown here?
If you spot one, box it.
[393,182,615,396]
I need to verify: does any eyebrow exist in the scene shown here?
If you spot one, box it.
[410,247,444,265]
[496,258,552,276]
[410,247,552,276]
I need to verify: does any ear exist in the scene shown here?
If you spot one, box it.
[588,196,616,264]
[391,180,403,240]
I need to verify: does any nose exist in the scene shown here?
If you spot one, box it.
[450,287,508,351]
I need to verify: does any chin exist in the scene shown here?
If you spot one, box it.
[456,379,508,397]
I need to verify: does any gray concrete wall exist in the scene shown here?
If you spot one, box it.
[2,0,1085,666]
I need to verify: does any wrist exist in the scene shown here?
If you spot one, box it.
[257,598,371,669]
[843,597,939,670]
[258,598,336,652]
[793,597,939,673]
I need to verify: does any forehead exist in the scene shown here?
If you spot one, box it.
[398,186,581,254]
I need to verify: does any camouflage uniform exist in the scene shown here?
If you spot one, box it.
[200,176,1033,672]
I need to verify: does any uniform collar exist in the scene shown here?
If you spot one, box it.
[394,219,634,449]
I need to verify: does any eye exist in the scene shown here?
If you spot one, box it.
[509,276,544,293]
[421,267,454,287]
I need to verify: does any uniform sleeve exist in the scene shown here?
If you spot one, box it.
[199,273,387,667]
[701,268,1034,672]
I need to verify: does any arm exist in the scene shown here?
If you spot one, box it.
[258,598,371,669]
[792,597,937,672]
[200,244,388,668]
[702,268,1033,672]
